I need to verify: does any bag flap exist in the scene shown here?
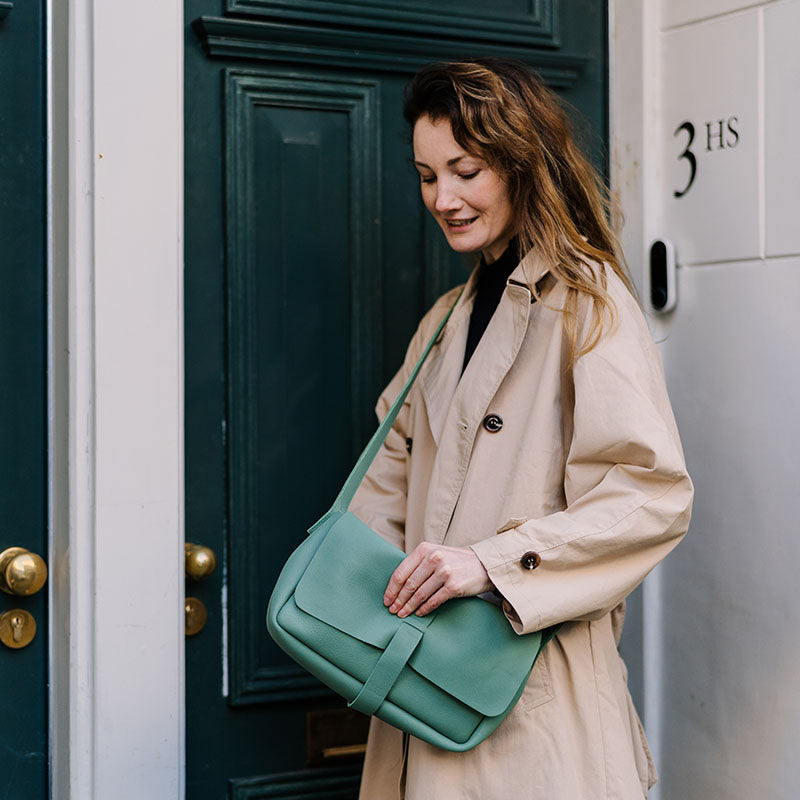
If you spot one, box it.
[294,512,544,717]
[294,512,408,650]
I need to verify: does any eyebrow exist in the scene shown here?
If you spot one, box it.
[413,155,469,168]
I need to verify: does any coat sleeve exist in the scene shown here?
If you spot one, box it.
[470,274,694,634]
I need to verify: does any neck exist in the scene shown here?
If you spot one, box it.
[482,235,518,266]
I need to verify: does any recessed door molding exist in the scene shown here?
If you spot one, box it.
[225,0,559,47]
[193,16,587,87]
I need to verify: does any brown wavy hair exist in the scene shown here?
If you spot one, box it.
[403,57,634,362]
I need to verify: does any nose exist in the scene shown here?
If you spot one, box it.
[434,179,462,214]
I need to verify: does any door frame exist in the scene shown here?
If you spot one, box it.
[48,0,185,797]
[608,0,663,783]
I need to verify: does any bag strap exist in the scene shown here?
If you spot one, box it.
[327,289,463,516]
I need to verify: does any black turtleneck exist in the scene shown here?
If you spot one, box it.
[462,238,520,374]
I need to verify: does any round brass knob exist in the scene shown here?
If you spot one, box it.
[0,547,48,596]
[184,543,217,580]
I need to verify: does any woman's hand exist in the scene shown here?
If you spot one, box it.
[383,542,493,618]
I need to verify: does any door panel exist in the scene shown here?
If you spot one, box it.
[226,71,381,705]
[0,0,48,796]
[184,1,608,795]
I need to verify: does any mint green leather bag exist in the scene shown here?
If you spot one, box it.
[267,295,557,752]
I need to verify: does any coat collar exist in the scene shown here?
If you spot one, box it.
[509,245,552,289]
[418,246,551,447]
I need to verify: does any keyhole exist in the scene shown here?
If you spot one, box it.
[10,614,25,643]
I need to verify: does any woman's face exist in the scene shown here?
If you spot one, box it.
[413,115,515,264]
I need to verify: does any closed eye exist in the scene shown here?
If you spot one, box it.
[460,170,480,180]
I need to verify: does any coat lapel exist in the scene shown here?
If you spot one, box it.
[421,258,549,547]
[417,268,477,447]
[418,247,553,545]
[417,247,551,447]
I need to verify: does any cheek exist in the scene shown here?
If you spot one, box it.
[491,189,514,229]
[472,177,510,221]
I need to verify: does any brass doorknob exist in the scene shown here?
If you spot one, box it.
[184,543,217,580]
[0,547,48,596]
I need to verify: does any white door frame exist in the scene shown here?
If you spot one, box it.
[49,0,185,797]
[609,0,664,774]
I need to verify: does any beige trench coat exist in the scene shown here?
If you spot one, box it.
[350,248,693,800]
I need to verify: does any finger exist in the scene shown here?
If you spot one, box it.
[396,573,445,618]
[414,586,453,617]
[383,550,424,606]
[389,560,435,613]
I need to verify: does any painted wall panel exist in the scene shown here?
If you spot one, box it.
[656,257,800,799]
[662,0,761,29]
[765,0,800,256]
[662,12,760,265]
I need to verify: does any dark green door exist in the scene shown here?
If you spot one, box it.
[184,2,608,797]
[0,0,49,797]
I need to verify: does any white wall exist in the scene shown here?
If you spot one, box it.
[612,2,800,798]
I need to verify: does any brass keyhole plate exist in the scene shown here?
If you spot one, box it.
[0,609,36,649]
[185,597,208,636]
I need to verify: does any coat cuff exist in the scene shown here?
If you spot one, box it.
[470,536,540,634]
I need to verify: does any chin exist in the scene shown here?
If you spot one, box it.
[445,241,475,254]
[442,234,483,255]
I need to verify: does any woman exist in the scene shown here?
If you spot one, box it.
[350,58,693,799]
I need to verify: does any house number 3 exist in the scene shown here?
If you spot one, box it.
[673,116,740,198]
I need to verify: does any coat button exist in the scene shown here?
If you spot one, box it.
[482,413,503,433]
[520,551,541,570]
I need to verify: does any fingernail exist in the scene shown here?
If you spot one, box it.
[383,596,390,606]
[389,603,398,613]
[397,608,408,618]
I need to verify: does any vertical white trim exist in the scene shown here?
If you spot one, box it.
[609,0,664,304]
[609,0,664,794]
[757,7,766,260]
[50,0,100,796]
[47,0,74,794]
[49,0,185,797]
